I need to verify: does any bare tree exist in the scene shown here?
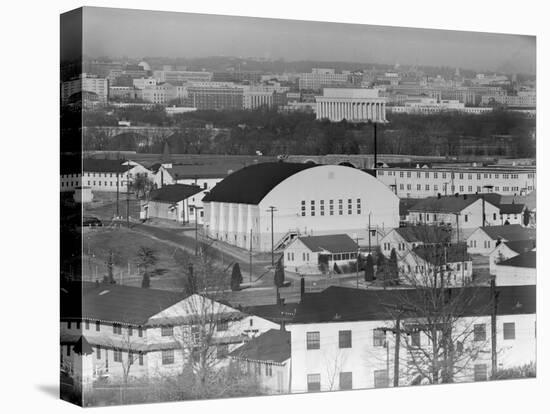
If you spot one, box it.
[383,225,492,385]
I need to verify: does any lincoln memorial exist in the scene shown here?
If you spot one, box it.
[315,88,388,123]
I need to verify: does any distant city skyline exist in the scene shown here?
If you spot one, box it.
[81,7,536,75]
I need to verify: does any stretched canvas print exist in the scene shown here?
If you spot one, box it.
[60,6,537,407]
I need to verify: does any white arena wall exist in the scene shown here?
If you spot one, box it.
[203,165,400,252]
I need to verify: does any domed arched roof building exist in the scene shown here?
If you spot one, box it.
[138,60,151,72]
[202,162,399,252]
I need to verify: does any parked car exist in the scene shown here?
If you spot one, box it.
[82,216,103,227]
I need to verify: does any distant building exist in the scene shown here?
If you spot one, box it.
[298,68,351,90]
[153,70,213,84]
[229,329,291,394]
[488,239,536,275]
[132,77,157,90]
[61,73,109,104]
[185,86,244,110]
[315,88,387,122]
[141,184,202,224]
[379,226,452,258]
[494,250,536,286]
[141,83,178,104]
[284,234,359,275]
[376,164,536,198]
[466,224,536,256]
[202,163,399,252]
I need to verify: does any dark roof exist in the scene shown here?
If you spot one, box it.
[229,329,291,363]
[409,194,501,213]
[166,163,244,180]
[149,184,202,203]
[61,282,186,325]
[499,250,536,269]
[82,158,128,173]
[412,244,470,265]
[503,239,536,254]
[295,234,358,254]
[243,303,298,323]
[394,226,452,244]
[202,162,317,204]
[499,203,525,214]
[291,285,535,324]
[400,198,420,217]
[479,224,536,242]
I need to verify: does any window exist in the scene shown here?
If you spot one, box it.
[217,344,229,359]
[503,322,515,340]
[138,327,143,337]
[265,363,273,377]
[96,346,101,360]
[139,353,144,366]
[474,364,487,381]
[66,345,71,356]
[162,350,174,365]
[114,349,123,363]
[96,321,100,332]
[113,324,122,335]
[217,320,228,332]
[339,330,352,348]
[411,331,421,347]
[128,326,133,336]
[329,200,334,215]
[67,321,72,330]
[339,372,353,390]
[373,329,386,347]
[374,370,389,388]
[474,324,486,341]
[306,332,320,350]
[307,374,321,392]
[161,326,173,337]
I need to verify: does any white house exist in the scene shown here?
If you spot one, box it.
[399,244,472,287]
[229,329,291,394]
[406,193,502,233]
[466,224,536,256]
[60,283,278,390]
[488,239,536,275]
[202,163,399,252]
[494,250,536,286]
[283,234,359,275]
[141,184,203,224]
[379,226,452,259]
[498,203,526,226]
[282,285,535,393]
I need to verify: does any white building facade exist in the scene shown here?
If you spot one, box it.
[315,88,387,123]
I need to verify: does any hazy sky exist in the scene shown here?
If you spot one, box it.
[82,7,536,74]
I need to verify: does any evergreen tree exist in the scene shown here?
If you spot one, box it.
[141,273,150,288]
[364,254,375,282]
[231,263,243,291]
[389,248,399,284]
[274,258,285,288]
[300,276,305,298]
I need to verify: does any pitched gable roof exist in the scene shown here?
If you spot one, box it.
[502,239,536,254]
[229,329,291,364]
[294,234,359,254]
[394,226,452,244]
[166,163,243,180]
[202,162,317,204]
[499,250,536,269]
[499,203,526,215]
[149,184,202,203]
[410,193,501,213]
[61,282,186,325]
[480,224,536,242]
[82,158,129,173]
[412,244,470,265]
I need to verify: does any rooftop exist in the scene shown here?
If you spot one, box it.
[394,226,452,244]
[229,329,291,364]
[202,162,317,204]
[479,224,536,242]
[290,285,535,324]
[502,239,536,254]
[149,184,202,203]
[499,250,536,269]
[82,158,129,173]
[294,234,359,254]
[412,244,470,265]
[165,163,243,180]
[409,193,501,213]
[499,203,526,215]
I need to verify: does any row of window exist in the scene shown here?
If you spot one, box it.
[67,321,144,337]
[305,323,515,351]
[301,199,362,217]
[380,170,530,180]
[307,370,384,391]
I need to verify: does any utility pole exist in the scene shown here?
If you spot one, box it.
[490,277,499,378]
[355,235,363,288]
[126,161,130,228]
[190,205,203,256]
[267,206,277,267]
[249,228,253,283]
[368,213,372,253]
[116,172,120,217]
[394,315,401,387]
[373,122,378,169]
[482,193,486,227]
